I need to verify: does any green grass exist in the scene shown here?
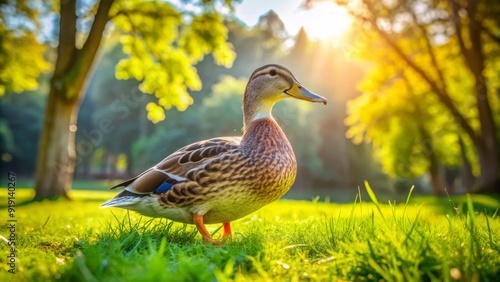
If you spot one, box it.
[0,185,499,281]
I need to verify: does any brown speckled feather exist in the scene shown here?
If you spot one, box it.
[156,119,297,223]
[109,137,241,194]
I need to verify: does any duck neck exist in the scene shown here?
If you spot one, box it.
[243,94,276,130]
[241,118,292,156]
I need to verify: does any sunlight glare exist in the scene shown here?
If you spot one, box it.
[300,3,352,43]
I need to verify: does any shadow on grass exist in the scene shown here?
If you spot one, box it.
[58,212,265,281]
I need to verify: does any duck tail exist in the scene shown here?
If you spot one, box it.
[101,190,149,208]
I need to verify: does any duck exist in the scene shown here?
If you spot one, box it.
[102,64,327,244]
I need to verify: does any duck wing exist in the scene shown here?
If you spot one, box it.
[109,137,242,194]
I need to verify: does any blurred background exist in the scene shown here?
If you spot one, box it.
[1,0,499,201]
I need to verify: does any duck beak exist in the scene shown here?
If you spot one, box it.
[284,82,327,105]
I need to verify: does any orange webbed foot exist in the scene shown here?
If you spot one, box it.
[215,222,232,243]
[221,222,232,238]
[193,215,231,245]
[193,214,214,243]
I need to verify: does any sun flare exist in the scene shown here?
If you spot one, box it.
[300,3,352,43]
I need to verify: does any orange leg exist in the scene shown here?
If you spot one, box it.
[222,222,232,238]
[193,214,213,243]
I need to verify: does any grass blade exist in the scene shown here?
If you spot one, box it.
[364,181,385,221]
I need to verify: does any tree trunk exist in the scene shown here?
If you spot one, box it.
[33,0,113,199]
[34,85,78,199]
[429,152,445,195]
[444,167,460,195]
[470,41,499,193]
[476,145,499,193]
[471,69,499,193]
[454,0,500,193]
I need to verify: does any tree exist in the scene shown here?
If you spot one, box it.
[1,0,236,199]
[0,1,50,96]
[256,9,287,58]
[346,65,465,193]
[0,0,50,175]
[316,0,500,193]
[288,27,311,60]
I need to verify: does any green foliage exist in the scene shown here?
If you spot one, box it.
[343,0,500,180]
[111,1,236,123]
[180,13,236,67]
[0,1,50,95]
[0,188,498,281]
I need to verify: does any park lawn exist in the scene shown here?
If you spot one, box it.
[0,186,499,281]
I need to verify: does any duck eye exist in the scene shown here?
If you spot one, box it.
[269,69,277,76]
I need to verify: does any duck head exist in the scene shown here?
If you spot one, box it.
[243,64,327,127]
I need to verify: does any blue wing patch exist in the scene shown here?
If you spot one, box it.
[155,181,174,194]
